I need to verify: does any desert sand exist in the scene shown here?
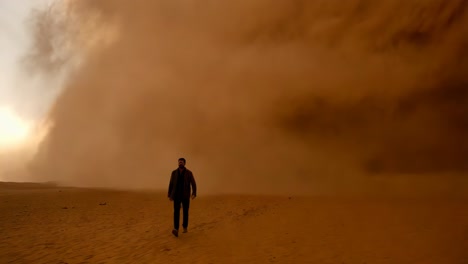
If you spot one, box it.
[0,182,467,264]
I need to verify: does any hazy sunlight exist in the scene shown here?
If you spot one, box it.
[0,106,31,149]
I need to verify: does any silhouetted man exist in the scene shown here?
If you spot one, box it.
[168,158,197,237]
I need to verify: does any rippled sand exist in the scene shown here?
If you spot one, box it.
[1,182,467,263]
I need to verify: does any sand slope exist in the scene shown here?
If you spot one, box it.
[1,183,467,263]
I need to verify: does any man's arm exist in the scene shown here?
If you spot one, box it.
[190,172,197,198]
[168,173,174,198]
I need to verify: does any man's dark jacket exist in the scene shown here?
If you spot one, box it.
[168,168,197,200]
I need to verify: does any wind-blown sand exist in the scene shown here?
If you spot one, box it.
[1,182,467,264]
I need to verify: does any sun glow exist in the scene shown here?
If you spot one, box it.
[0,106,32,150]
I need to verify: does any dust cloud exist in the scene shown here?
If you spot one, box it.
[23,0,467,195]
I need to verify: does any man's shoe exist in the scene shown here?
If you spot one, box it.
[183,228,188,233]
[172,229,179,237]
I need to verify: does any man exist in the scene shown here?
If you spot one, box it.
[168,158,197,237]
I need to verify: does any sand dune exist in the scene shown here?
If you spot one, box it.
[1,182,467,263]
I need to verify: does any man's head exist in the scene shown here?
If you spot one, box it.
[178,158,186,168]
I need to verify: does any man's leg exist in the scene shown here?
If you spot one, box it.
[173,199,181,231]
[182,198,190,231]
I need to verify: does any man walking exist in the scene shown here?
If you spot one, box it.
[168,158,197,237]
